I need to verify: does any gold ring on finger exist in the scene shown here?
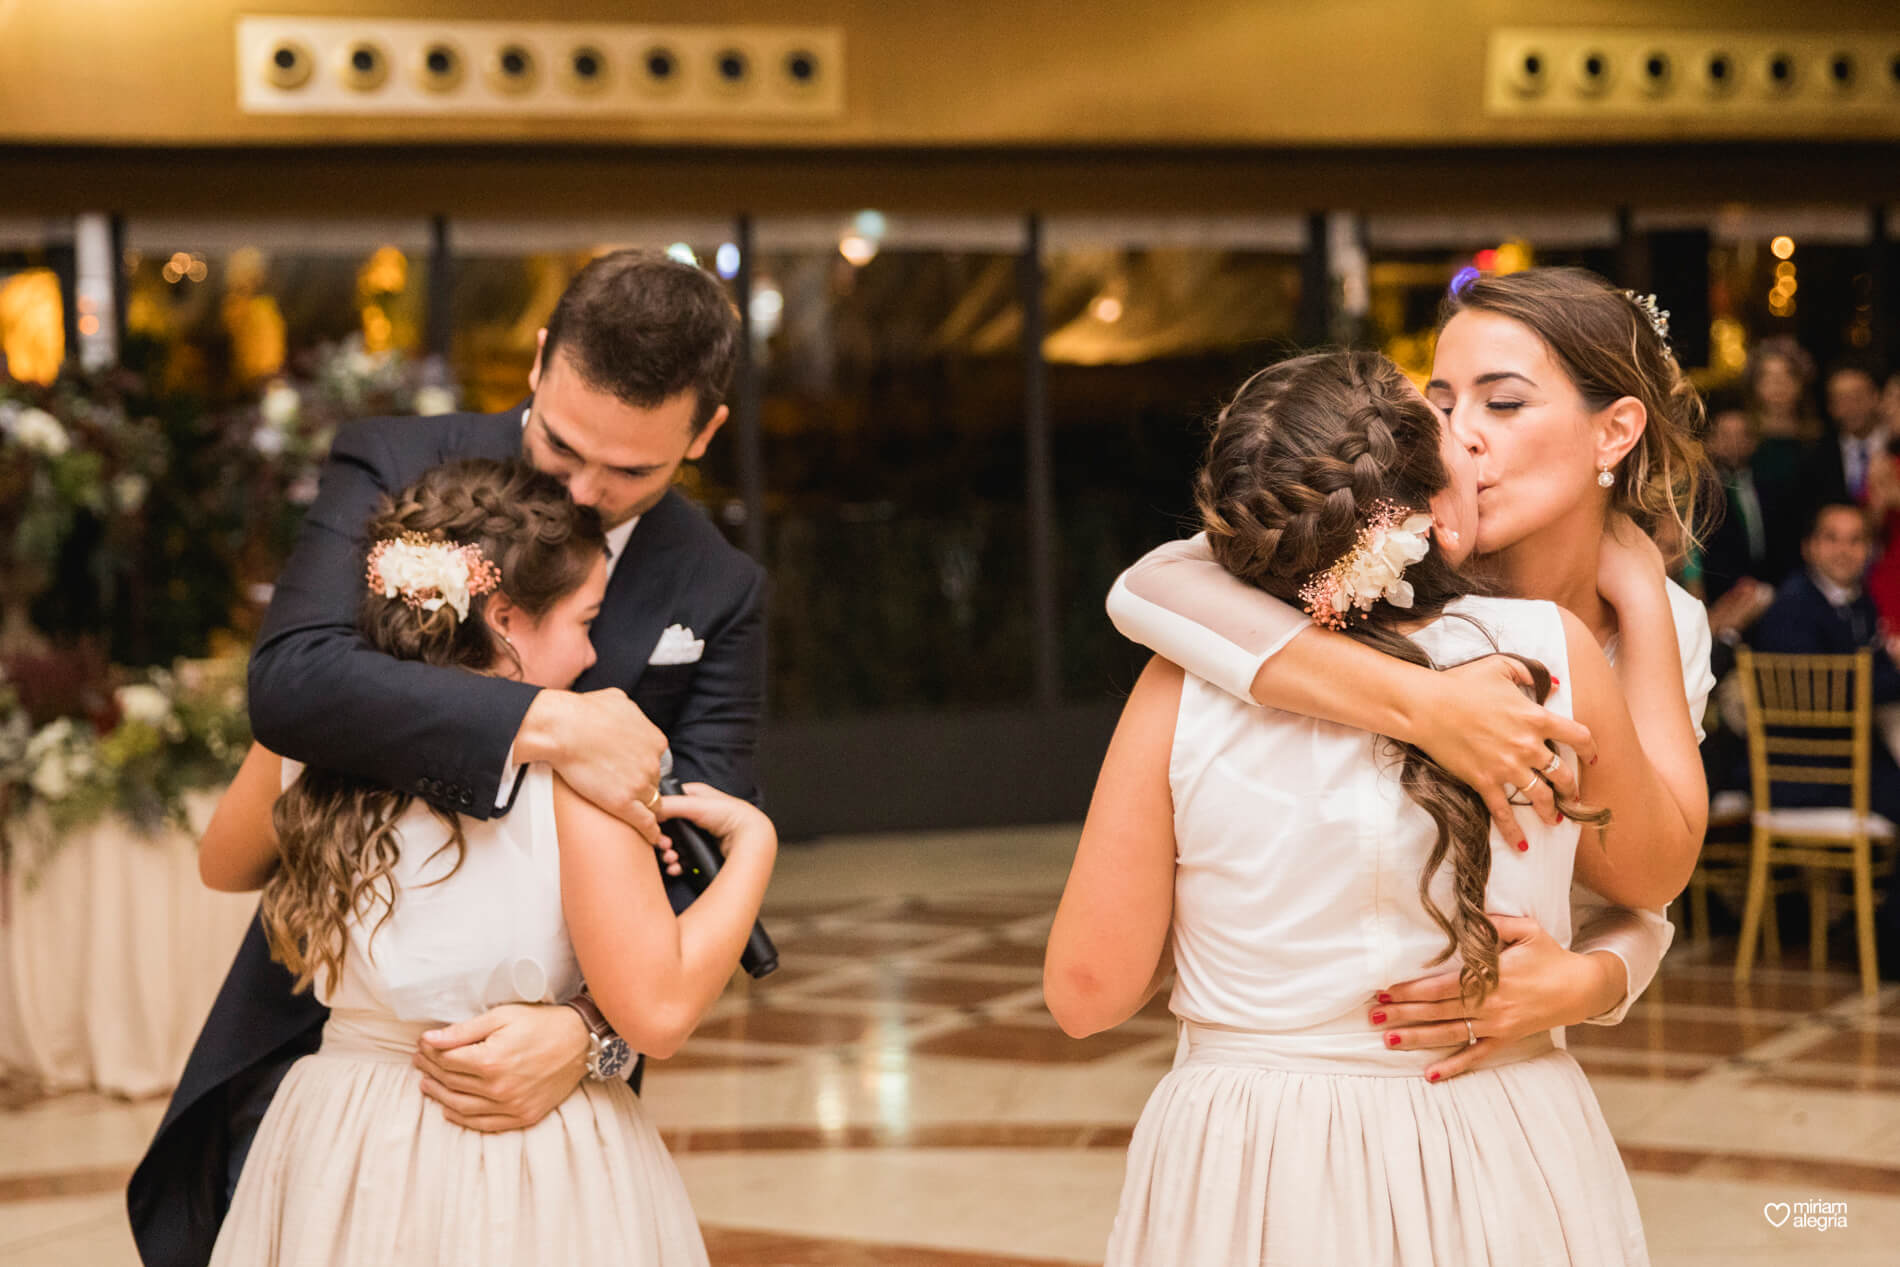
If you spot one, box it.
[1464,1019,1477,1047]
[646,788,662,811]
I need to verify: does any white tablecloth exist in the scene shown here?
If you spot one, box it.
[0,790,256,1098]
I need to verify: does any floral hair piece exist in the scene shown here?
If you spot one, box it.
[364,533,501,621]
[1622,290,1671,348]
[1296,501,1434,630]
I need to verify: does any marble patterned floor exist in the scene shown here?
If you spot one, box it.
[3,823,1898,1265]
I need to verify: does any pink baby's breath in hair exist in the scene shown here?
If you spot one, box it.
[364,533,502,621]
[1297,500,1434,631]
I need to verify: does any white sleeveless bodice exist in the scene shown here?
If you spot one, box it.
[1166,595,1579,1035]
[281,760,579,1023]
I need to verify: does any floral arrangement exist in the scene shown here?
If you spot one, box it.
[0,650,249,879]
[0,336,451,877]
[0,372,169,647]
[1297,502,1434,630]
[243,335,456,509]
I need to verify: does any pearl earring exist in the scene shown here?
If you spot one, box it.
[1596,464,1615,489]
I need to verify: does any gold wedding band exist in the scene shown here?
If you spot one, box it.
[646,788,662,812]
[1542,752,1563,776]
[1465,1019,1477,1047]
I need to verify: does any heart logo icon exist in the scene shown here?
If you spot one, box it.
[1764,1202,1792,1227]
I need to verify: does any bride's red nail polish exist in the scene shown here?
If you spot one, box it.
[1516,839,1529,852]
[1386,1033,1403,1048]
[1370,1010,1387,1024]
[1550,675,1561,688]
[1377,992,1392,1004]
[1427,1071,1442,1083]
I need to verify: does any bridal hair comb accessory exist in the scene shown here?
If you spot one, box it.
[1297,501,1433,630]
[1622,290,1671,348]
[365,533,501,620]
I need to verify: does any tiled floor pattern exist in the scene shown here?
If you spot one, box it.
[3,824,1898,1264]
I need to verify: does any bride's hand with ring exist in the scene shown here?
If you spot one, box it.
[1369,913,1627,1082]
[1406,656,1597,844]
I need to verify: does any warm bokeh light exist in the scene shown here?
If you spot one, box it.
[1710,317,1747,374]
[1493,239,1533,274]
[1091,295,1124,323]
[1770,234,1796,259]
[358,245,407,295]
[0,268,65,383]
[838,233,878,267]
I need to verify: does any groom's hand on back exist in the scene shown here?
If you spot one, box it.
[516,687,668,844]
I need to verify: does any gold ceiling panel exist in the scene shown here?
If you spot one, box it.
[235,17,844,121]
[1487,29,1900,117]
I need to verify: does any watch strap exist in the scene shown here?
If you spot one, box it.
[565,990,613,1041]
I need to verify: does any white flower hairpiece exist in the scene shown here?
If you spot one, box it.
[364,533,501,621]
[1297,501,1434,631]
[1622,290,1671,348]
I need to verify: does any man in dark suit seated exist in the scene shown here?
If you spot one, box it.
[1751,501,1900,975]
[1754,502,1900,698]
[128,251,766,1266]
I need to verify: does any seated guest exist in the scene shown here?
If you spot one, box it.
[1755,502,1900,698]
[1752,501,1900,977]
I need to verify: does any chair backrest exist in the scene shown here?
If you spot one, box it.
[1733,648,1875,817]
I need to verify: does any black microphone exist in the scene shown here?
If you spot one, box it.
[657,753,778,979]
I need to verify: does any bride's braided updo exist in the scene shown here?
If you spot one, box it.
[1196,351,1603,1004]
[262,458,607,996]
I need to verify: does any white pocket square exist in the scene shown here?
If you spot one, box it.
[648,624,704,666]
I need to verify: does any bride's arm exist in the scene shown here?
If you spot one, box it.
[1109,536,1598,840]
[1568,550,1715,1023]
[553,778,776,1059]
[198,742,285,892]
[1044,657,1181,1039]
[1564,608,1705,909]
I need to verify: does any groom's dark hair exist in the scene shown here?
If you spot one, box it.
[542,249,740,432]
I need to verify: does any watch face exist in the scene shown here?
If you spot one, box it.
[596,1036,633,1080]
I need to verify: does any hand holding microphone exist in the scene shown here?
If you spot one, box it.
[654,752,779,979]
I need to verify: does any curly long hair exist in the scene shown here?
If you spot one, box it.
[1195,350,1605,1004]
[259,459,607,996]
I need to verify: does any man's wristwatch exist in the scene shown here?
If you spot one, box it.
[565,992,633,1081]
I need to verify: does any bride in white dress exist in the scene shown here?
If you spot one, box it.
[1046,350,1704,1264]
[196,458,776,1266]
[1104,267,1716,1078]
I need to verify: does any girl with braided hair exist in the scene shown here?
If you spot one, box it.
[1106,266,1714,1079]
[1047,350,1698,1264]
[196,458,773,1266]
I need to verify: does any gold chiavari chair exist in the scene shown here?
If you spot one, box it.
[1734,648,1895,996]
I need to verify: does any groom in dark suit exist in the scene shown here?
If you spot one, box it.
[128,251,765,1266]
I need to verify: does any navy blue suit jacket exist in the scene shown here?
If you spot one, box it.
[126,406,765,1267]
[1753,570,1900,703]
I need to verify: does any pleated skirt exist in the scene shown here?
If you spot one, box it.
[1105,1023,1648,1267]
[208,1011,709,1267]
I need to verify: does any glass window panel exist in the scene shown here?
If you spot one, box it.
[120,219,432,401]
[1364,223,1617,380]
[754,220,1029,718]
[1044,233,1305,701]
